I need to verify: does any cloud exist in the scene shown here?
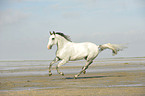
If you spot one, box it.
[0,9,30,26]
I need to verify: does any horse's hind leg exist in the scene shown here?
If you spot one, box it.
[74,60,93,79]
[82,67,86,74]
[82,56,88,74]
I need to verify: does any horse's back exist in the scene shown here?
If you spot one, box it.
[77,42,98,51]
[68,42,99,61]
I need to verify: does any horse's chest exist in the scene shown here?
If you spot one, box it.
[56,50,67,59]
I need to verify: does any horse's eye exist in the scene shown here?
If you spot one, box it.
[52,38,55,40]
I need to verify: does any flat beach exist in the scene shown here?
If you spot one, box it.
[0,57,145,96]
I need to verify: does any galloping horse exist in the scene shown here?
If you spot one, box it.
[47,31,126,78]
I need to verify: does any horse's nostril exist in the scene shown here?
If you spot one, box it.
[47,45,52,49]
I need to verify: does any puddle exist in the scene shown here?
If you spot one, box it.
[0,87,61,92]
[1,84,144,92]
[12,86,61,90]
[108,84,144,87]
[80,84,145,88]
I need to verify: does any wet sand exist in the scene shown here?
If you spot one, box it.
[0,58,145,96]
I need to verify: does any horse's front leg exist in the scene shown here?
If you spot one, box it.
[56,59,68,76]
[49,57,60,76]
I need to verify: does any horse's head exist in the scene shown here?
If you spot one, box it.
[47,31,57,49]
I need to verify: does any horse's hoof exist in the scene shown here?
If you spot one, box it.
[49,73,52,76]
[74,75,78,79]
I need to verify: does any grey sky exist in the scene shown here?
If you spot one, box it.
[0,0,145,60]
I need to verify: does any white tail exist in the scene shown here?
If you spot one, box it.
[99,43,127,56]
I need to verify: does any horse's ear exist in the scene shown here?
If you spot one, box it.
[53,31,55,35]
[49,31,52,35]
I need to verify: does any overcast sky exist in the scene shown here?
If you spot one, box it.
[0,0,145,60]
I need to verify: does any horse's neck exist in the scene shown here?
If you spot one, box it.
[57,37,70,50]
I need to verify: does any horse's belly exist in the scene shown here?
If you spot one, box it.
[70,56,85,61]
[69,51,88,61]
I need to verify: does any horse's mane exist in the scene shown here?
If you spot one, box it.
[55,32,72,42]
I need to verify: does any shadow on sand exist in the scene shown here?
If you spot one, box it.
[65,75,124,79]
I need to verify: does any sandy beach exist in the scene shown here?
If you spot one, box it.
[0,57,145,96]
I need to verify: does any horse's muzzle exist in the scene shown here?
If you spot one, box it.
[47,45,52,49]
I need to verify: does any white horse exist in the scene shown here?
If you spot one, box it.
[47,31,126,78]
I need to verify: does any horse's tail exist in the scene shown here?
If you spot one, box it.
[99,43,127,56]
